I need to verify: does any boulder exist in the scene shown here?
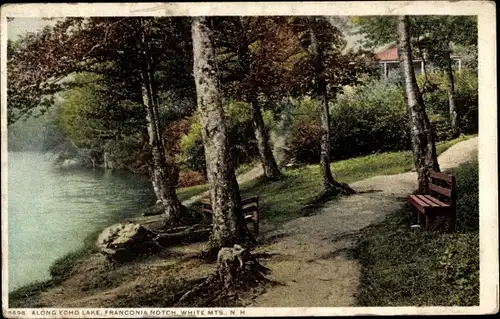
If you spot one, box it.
[96,223,161,261]
[59,159,80,169]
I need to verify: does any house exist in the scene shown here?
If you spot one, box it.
[375,43,462,77]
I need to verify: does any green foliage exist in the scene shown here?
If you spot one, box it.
[180,101,273,173]
[57,72,146,168]
[353,160,479,306]
[179,117,206,173]
[286,98,322,163]
[350,16,398,49]
[417,70,478,135]
[285,71,478,165]
[330,79,410,159]
[287,80,409,164]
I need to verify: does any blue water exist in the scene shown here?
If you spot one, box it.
[7,152,157,292]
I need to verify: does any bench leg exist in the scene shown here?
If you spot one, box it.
[417,211,425,227]
[425,214,432,231]
[254,221,259,236]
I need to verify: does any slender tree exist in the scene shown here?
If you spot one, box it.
[397,16,440,192]
[191,17,254,251]
[213,17,283,180]
[136,18,184,225]
[306,17,356,196]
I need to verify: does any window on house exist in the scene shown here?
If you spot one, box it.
[387,62,400,76]
[413,61,423,75]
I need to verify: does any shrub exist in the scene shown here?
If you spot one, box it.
[179,101,275,173]
[417,70,478,136]
[285,98,322,163]
[284,69,478,165]
[179,117,206,174]
[330,78,411,160]
[178,170,206,188]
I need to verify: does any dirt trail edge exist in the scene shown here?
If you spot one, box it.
[249,137,478,307]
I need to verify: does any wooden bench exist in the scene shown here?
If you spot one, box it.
[200,196,260,235]
[408,171,457,232]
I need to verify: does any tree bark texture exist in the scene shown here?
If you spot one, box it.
[397,16,440,193]
[250,96,282,181]
[138,18,184,224]
[192,17,253,250]
[234,17,282,181]
[308,17,355,196]
[444,42,460,138]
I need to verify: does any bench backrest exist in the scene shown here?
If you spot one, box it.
[428,171,456,206]
[200,196,259,218]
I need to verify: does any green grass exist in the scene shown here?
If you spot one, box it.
[177,184,209,202]
[351,159,479,306]
[235,160,259,176]
[234,135,474,223]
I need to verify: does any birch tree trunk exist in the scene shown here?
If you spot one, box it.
[250,96,282,181]
[192,17,254,251]
[397,16,440,193]
[308,17,355,196]
[138,18,184,225]
[444,42,460,138]
[234,17,282,181]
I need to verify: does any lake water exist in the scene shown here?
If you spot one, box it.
[6,152,157,292]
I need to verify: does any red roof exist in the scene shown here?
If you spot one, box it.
[376,45,399,61]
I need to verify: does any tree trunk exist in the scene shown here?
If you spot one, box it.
[308,17,355,196]
[271,98,293,166]
[397,16,440,193]
[250,96,282,181]
[444,43,460,138]
[235,17,282,181]
[139,18,184,225]
[191,17,254,251]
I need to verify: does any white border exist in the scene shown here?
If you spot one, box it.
[1,1,498,317]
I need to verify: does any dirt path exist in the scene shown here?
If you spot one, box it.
[248,137,478,307]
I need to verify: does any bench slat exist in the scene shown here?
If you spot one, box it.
[242,205,258,215]
[422,195,450,207]
[429,171,454,183]
[200,198,211,205]
[429,183,452,198]
[409,195,428,212]
[202,208,213,214]
[245,213,257,221]
[416,194,440,207]
[241,196,259,206]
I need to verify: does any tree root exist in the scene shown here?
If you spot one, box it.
[154,224,211,247]
[322,181,357,197]
[175,250,271,307]
[334,181,357,195]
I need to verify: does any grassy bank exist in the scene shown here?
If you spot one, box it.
[351,159,479,306]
